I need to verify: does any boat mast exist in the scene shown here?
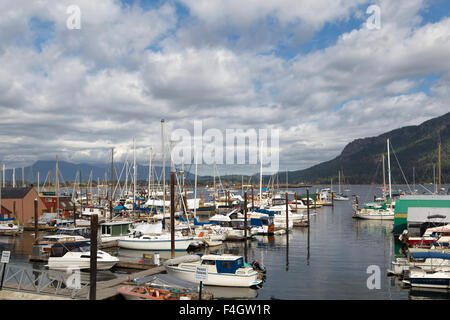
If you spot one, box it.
[387,139,392,199]
[438,143,441,194]
[259,140,263,203]
[133,137,136,213]
[213,162,216,208]
[12,168,15,188]
[56,155,60,217]
[2,164,4,187]
[148,147,152,200]
[194,151,198,219]
[338,170,341,194]
[161,119,166,220]
[111,147,114,220]
[382,154,386,200]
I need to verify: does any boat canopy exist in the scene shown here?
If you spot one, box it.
[411,251,450,260]
[253,209,276,216]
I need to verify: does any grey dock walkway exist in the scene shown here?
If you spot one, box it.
[79,265,167,300]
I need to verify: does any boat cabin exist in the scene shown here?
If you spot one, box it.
[100,221,133,238]
[201,255,246,274]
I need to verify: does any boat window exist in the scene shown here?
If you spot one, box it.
[236,258,244,267]
[202,260,215,265]
[221,261,233,269]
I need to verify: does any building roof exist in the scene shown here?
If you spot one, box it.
[1,186,34,199]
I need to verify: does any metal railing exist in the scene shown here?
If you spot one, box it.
[0,263,90,299]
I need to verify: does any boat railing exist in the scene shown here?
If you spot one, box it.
[0,263,90,299]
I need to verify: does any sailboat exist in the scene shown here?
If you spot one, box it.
[334,170,349,201]
[353,139,395,220]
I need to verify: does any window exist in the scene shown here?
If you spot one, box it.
[202,260,215,265]
[221,261,233,269]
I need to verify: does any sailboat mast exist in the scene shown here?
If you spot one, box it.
[56,155,59,216]
[148,147,152,200]
[259,140,263,203]
[213,163,216,207]
[338,170,341,193]
[438,143,441,194]
[194,151,198,219]
[387,139,392,199]
[382,154,386,200]
[133,137,136,212]
[161,119,166,218]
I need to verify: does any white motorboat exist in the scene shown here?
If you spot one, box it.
[404,269,450,289]
[0,223,22,236]
[37,234,90,255]
[352,202,394,220]
[165,254,262,287]
[119,232,194,251]
[46,248,119,271]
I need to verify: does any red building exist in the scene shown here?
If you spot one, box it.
[40,191,75,217]
[0,205,12,219]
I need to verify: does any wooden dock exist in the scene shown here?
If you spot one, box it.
[79,265,167,300]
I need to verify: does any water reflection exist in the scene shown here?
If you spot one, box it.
[205,286,259,300]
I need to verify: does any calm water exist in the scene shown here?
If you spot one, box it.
[2,185,449,300]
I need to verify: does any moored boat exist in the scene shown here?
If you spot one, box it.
[165,254,262,287]
[46,247,119,271]
[119,232,194,251]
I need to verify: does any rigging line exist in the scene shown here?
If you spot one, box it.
[362,156,382,200]
[419,184,433,194]
[389,141,412,194]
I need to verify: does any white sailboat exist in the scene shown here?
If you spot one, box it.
[353,139,395,220]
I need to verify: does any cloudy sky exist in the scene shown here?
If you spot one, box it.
[1,0,449,175]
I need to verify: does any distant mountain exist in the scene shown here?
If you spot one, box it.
[286,112,450,184]
[1,160,194,185]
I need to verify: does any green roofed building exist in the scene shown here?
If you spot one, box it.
[393,195,450,235]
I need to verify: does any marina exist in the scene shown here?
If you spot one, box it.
[2,184,449,300]
[1,1,450,308]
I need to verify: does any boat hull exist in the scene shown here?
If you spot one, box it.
[165,265,261,287]
[119,238,194,251]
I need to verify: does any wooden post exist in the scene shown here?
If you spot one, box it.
[199,281,203,300]
[170,172,175,258]
[34,199,38,244]
[13,201,17,225]
[307,189,310,226]
[331,192,335,207]
[285,193,289,232]
[89,214,98,300]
